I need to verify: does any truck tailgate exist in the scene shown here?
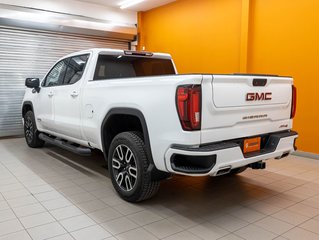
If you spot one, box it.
[201,74,294,144]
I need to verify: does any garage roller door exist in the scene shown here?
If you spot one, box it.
[0,26,129,137]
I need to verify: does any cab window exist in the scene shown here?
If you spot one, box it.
[63,54,89,85]
[43,59,68,87]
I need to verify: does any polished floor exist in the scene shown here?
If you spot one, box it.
[0,137,319,240]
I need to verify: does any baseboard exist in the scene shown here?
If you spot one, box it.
[292,151,319,160]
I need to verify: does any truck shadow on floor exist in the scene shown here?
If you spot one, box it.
[46,143,286,221]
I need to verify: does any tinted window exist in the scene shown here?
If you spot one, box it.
[93,55,175,80]
[63,54,89,85]
[44,59,67,87]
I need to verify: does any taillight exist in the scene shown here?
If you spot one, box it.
[176,85,201,130]
[291,85,297,119]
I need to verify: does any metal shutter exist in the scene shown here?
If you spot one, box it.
[0,26,129,137]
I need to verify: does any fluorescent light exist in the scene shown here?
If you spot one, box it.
[119,0,145,9]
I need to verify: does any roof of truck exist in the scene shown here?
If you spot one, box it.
[64,48,172,59]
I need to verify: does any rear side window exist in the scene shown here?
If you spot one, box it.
[63,54,89,85]
[93,55,175,80]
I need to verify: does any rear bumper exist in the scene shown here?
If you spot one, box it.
[164,130,298,176]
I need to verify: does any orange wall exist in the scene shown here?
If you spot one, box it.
[139,0,319,154]
[247,0,319,153]
[139,0,242,73]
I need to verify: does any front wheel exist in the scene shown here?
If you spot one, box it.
[24,111,44,148]
[108,132,160,202]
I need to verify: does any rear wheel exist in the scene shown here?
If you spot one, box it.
[108,131,160,202]
[24,111,44,148]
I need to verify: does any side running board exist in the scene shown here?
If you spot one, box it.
[39,133,91,156]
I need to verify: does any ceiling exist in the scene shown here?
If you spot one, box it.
[75,0,176,11]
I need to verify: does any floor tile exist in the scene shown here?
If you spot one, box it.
[255,216,294,234]
[163,231,202,240]
[248,201,281,215]
[228,207,265,223]
[88,207,122,223]
[300,219,319,235]
[0,230,32,240]
[0,201,10,211]
[20,212,56,228]
[0,209,16,223]
[113,203,144,215]
[70,225,111,240]
[287,203,319,218]
[283,227,319,240]
[3,138,319,240]
[188,221,229,240]
[46,233,74,240]
[2,189,31,200]
[67,192,96,204]
[42,198,73,211]
[273,237,288,240]
[218,234,245,240]
[209,214,249,232]
[76,199,108,214]
[262,195,296,208]
[0,219,24,237]
[101,216,139,235]
[7,195,38,208]
[27,185,55,195]
[143,219,183,239]
[128,210,163,226]
[27,222,67,240]
[12,203,46,218]
[145,205,176,218]
[234,224,277,240]
[0,183,25,193]
[100,195,126,207]
[35,191,64,202]
[59,214,96,232]
[271,209,309,225]
[50,205,83,220]
[302,197,319,210]
[116,227,158,240]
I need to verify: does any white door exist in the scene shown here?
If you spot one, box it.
[53,54,90,140]
[37,59,68,131]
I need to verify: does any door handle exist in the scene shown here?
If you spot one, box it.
[70,91,79,97]
[48,91,54,97]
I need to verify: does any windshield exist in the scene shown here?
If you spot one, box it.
[93,54,176,80]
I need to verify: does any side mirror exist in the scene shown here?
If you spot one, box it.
[25,78,40,92]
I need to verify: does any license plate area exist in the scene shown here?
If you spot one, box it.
[243,137,261,153]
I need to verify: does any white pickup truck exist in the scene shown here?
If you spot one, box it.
[22,48,298,202]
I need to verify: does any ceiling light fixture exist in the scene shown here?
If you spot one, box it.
[119,0,145,9]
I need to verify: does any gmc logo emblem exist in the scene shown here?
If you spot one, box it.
[246,92,272,101]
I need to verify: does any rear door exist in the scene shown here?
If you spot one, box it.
[53,54,89,140]
[201,74,293,143]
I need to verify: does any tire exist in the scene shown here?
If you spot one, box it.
[227,166,248,175]
[108,131,160,202]
[24,111,44,148]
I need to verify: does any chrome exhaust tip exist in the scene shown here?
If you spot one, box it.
[216,166,232,176]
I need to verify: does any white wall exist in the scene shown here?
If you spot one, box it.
[0,0,137,25]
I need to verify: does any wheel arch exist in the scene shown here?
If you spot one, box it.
[101,108,151,160]
[22,101,34,117]
[101,108,171,180]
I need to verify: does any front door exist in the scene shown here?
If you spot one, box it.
[53,54,89,140]
[36,59,67,131]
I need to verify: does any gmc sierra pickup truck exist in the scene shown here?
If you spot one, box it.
[22,48,298,202]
